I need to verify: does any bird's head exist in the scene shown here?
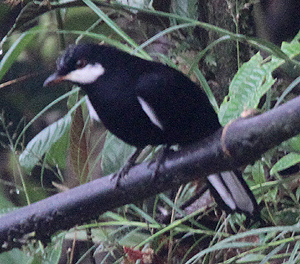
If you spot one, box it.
[44,44,106,87]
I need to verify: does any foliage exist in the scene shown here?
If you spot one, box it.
[1,0,300,263]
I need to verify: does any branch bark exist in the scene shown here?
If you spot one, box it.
[1,95,300,252]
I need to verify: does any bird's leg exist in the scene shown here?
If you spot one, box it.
[112,148,143,187]
[112,145,170,187]
[149,145,171,179]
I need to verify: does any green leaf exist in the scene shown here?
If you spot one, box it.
[281,35,300,58]
[0,30,36,82]
[19,114,72,173]
[270,153,300,175]
[282,134,300,152]
[14,88,81,150]
[251,161,266,185]
[101,132,136,176]
[0,249,33,264]
[219,35,300,125]
[45,127,70,169]
[218,52,275,125]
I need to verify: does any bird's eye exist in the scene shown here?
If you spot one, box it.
[76,59,87,69]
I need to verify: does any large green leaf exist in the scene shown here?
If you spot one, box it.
[18,92,86,174]
[19,114,72,173]
[44,126,70,170]
[270,153,300,175]
[218,52,275,125]
[219,35,300,125]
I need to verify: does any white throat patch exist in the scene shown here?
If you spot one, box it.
[65,63,105,84]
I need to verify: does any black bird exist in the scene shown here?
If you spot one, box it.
[44,43,258,215]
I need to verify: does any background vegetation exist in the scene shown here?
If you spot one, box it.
[1,0,300,263]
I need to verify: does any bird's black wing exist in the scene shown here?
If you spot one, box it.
[134,65,221,145]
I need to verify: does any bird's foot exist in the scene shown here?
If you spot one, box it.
[112,148,142,187]
[148,145,171,180]
[112,163,133,188]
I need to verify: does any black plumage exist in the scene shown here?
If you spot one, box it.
[44,43,259,216]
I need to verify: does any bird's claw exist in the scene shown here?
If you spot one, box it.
[111,163,133,187]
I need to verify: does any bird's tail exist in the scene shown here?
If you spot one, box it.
[207,171,259,216]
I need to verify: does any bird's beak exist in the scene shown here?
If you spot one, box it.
[43,72,66,87]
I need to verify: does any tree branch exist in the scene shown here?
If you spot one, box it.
[1,95,300,252]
